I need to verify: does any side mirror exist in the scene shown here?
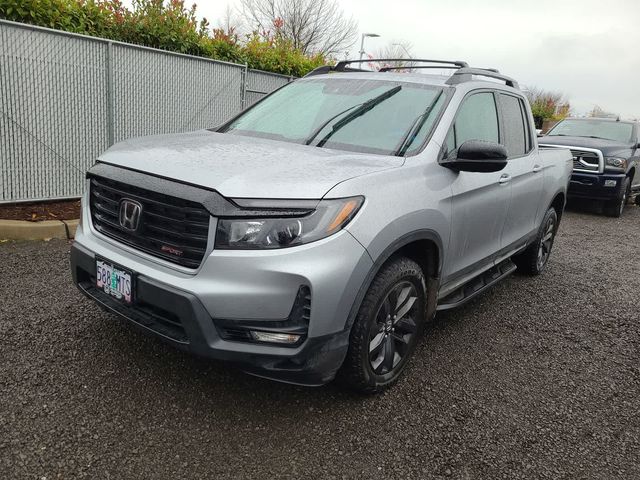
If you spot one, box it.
[442,140,508,173]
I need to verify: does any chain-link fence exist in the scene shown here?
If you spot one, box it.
[0,20,293,203]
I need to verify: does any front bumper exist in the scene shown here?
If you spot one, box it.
[71,215,372,386]
[568,172,625,201]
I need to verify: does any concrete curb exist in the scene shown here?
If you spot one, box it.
[0,219,79,241]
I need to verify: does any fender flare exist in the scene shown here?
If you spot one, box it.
[343,229,443,331]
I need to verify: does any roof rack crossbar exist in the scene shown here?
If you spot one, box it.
[334,58,469,72]
[378,65,463,73]
[446,68,519,89]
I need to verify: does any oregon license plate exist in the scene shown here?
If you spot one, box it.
[96,259,134,305]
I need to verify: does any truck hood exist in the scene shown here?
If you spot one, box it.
[97,130,403,199]
[539,135,635,158]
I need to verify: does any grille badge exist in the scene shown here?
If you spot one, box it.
[118,199,142,231]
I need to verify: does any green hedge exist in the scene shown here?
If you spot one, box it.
[0,0,326,76]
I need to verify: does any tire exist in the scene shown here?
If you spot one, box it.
[337,256,427,394]
[513,207,558,276]
[604,177,630,218]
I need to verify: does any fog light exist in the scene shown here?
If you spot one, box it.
[250,331,301,344]
[604,180,617,187]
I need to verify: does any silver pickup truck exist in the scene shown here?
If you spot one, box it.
[70,59,573,393]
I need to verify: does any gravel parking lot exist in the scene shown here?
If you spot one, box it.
[1,204,639,479]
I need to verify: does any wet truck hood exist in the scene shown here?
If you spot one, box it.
[97,130,403,199]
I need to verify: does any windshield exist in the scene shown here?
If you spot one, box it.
[547,119,634,143]
[220,78,446,156]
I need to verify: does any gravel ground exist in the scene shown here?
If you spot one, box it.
[1,204,639,479]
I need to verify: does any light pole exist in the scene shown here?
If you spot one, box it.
[359,33,380,61]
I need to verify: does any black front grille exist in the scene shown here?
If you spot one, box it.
[570,149,600,172]
[89,176,210,269]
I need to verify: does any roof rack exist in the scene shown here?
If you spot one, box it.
[305,58,469,77]
[303,60,520,89]
[446,68,519,89]
[335,58,469,71]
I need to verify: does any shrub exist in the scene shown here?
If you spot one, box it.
[0,0,326,75]
[243,33,325,77]
[525,87,571,129]
[0,0,133,39]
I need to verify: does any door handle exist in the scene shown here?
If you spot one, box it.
[498,174,511,184]
[533,165,542,173]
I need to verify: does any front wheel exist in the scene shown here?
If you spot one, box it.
[337,256,427,394]
[513,207,558,276]
[604,177,630,218]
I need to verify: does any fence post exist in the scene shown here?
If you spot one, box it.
[240,64,248,110]
[105,41,115,146]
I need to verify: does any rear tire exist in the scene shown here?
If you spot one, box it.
[513,207,558,276]
[337,256,427,394]
[604,177,630,218]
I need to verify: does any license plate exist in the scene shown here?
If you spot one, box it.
[96,259,134,305]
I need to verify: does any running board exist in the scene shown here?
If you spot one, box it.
[436,259,517,311]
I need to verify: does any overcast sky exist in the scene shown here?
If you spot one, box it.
[195,0,639,118]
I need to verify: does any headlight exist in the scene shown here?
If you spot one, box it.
[215,196,364,249]
[605,157,627,169]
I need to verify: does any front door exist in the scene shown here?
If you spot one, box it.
[442,91,511,284]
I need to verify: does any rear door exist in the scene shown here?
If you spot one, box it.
[497,93,544,252]
[442,91,511,284]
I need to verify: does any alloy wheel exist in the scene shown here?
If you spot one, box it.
[537,215,556,270]
[368,281,418,375]
[619,189,627,216]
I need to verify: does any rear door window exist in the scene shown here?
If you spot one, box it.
[499,93,528,158]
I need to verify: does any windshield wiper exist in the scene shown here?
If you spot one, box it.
[554,134,613,141]
[581,135,611,140]
[305,85,403,147]
[394,91,443,156]
[304,104,361,146]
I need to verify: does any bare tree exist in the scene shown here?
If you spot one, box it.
[239,0,358,56]
[589,105,618,119]
[217,4,241,34]
[370,41,415,70]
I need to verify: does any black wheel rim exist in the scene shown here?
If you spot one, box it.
[368,281,418,375]
[537,215,556,270]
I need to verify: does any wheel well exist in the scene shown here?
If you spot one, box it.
[550,192,565,221]
[344,238,441,331]
[393,239,439,279]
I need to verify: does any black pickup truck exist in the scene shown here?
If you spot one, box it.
[539,117,640,217]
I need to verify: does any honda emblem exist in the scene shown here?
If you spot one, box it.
[119,199,142,231]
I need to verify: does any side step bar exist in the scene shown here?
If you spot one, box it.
[436,259,517,311]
